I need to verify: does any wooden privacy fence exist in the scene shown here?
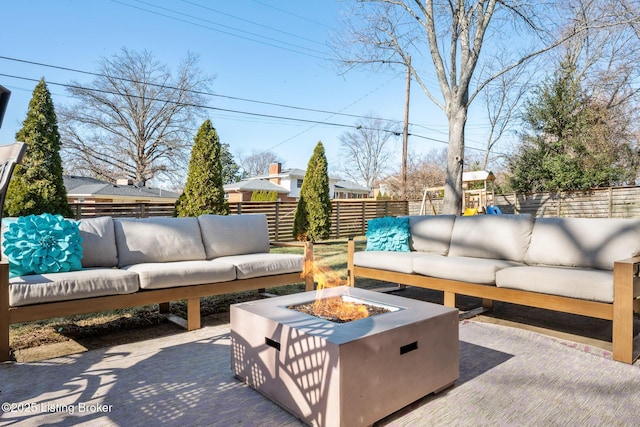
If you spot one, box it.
[408,185,640,218]
[68,185,640,240]
[69,200,409,242]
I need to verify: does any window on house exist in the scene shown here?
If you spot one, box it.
[297,179,303,188]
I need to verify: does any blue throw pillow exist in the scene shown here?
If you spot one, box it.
[365,216,410,252]
[3,213,83,278]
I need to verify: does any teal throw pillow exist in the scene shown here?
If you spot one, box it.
[3,213,83,278]
[365,216,410,252]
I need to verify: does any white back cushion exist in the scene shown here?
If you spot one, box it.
[407,215,456,255]
[78,216,118,268]
[198,214,270,259]
[525,217,640,270]
[114,217,206,267]
[448,214,534,262]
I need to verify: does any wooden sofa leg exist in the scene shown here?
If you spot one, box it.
[187,298,201,331]
[0,262,10,362]
[613,261,635,363]
[482,299,494,311]
[304,241,315,291]
[444,291,456,308]
[347,239,355,287]
[158,302,170,314]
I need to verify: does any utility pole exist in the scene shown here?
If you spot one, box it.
[401,56,411,200]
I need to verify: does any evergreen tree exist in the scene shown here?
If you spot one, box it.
[293,141,332,241]
[220,142,242,184]
[175,119,229,217]
[6,78,73,217]
[507,58,634,192]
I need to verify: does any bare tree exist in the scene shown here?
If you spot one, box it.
[381,148,447,199]
[480,63,532,170]
[338,115,399,187]
[335,0,638,214]
[237,149,284,177]
[59,48,213,186]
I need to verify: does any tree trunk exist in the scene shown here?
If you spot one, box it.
[443,103,467,215]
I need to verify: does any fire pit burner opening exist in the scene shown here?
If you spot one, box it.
[287,294,400,323]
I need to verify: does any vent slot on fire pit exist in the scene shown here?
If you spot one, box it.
[400,341,418,355]
[265,337,281,351]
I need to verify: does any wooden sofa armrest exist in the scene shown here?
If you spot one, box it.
[347,238,356,286]
[269,241,314,291]
[0,261,9,361]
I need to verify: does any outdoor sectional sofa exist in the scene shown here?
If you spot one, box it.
[347,214,640,363]
[0,213,313,362]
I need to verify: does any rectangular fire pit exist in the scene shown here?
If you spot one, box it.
[231,286,459,426]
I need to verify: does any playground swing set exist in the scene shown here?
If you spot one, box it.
[420,170,502,216]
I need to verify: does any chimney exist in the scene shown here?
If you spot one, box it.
[269,163,282,185]
[116,178,134,186]
[269,163,282,175]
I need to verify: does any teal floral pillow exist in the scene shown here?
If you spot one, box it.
[3,213,83,278]
[365,216,410,252]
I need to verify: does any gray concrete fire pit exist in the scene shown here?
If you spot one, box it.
[231,286,459,426]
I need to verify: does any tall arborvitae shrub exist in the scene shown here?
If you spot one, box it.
[6,78,73,217]
[251,190,278,201]
[175,119,229,216]
[292,141,332,241]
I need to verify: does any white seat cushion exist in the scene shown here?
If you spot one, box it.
[216,253,303,280]
[495,266,640,303]
[413,254,523,285]
[123,260,237,290]
[353,251,425,274]
[9,268,140,307]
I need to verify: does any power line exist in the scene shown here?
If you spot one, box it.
[1,72,504,154]
[0,55,401,125]
[250,0,334,29]
[179,0,326,47]
[0,73,370,129]
[110,0,329,60]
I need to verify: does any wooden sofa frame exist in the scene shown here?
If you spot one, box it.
[0,242,314,362]
[347,239,640,364]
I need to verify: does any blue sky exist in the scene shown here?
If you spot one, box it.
[0,0,495,183]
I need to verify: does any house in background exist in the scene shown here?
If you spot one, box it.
[64,175,180,203]
[223,163,372,202]
[223,178,290,203]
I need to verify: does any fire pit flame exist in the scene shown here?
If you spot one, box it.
[302,258,371,322]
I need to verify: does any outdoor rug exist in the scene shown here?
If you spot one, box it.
[1,320,640,426]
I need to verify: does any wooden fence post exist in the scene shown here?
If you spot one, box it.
[335,201,341,239]
[557,192,562,217]
[275,202,280,241]
[609,187,613,218]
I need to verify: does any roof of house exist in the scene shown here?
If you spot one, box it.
[63,176,180,199]
[251,168,307,180]
[463,170,495,182]
[223,179,289,193]
[334,180,370,193]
